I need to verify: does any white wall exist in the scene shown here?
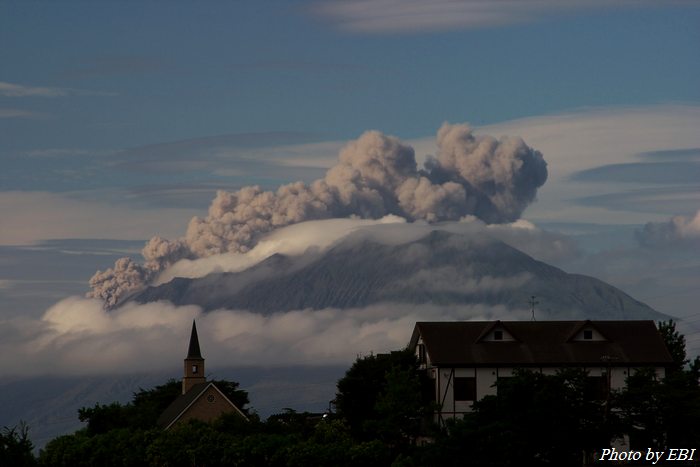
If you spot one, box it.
[430,365,667,424]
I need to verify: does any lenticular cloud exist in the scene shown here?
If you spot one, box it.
[89,123,547,306]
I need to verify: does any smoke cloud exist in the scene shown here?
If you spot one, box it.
[89,124,547,305]
[635,209,700,247]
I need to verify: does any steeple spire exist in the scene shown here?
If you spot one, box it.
[187,320,202,358]
[182,319,206,394]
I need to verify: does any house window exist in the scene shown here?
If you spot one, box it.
[453,377,477,401]
[494,330,503,340]
[583,330,593,340]
[418,344,426,363]
[584,375,608,400]
[192,364,198,374]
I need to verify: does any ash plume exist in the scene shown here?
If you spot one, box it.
[88,123,547,306]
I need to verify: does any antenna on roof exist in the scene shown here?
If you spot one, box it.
[528,296,539,321]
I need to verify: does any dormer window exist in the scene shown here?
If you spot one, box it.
[571,324,606,342]
[192,364,198,374]
[479,325,515,342]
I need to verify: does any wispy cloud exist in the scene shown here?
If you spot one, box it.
[109,131,331,179]
[22,148,93,158]
[0,108,48,119]
[570,161,700,184]
[0,191,201,245]
[311,0,696,34]
[0,81,115,98]
[0,81,67,97]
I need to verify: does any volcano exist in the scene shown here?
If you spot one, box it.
[129,230,664,321]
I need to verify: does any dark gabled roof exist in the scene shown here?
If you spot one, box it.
[409,321,673,367]
[187,320,202,359]
[157,382,248,429]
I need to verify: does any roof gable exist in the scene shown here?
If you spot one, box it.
[476,321,518,342]
[158,382,247,430]
[567,320,609,342]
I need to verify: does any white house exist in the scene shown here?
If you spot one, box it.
[408,320,673,425]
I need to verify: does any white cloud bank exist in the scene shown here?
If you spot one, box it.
[1,296,515,377]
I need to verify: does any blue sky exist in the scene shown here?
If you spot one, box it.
[2,1,698,148]
[1,1,700,367]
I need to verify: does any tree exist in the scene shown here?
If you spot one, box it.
[423,369,614,466]
[42,378,250,466]
[78,378,250,435]
[372,366,426,447]
[1,422,36,467]
[614,321,700,449]
[614,368,666,449]
[335,349,431,441]
[658,320,688,372]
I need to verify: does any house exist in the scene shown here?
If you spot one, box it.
[157,320,248,430]
[408,320,673,425]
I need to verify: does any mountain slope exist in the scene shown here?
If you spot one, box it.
[131,230,664,320]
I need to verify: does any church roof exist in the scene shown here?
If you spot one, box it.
[187,320,202,359]
[157,382,247,429]
[157,382,209,428]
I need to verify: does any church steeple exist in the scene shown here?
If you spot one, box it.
[182,320,206,394]
[187,320,202,358]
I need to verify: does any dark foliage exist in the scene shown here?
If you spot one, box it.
[77,378,249,435]
[614,321,700,450]
[1,422,36,467]
[658,319,689,372]
[418,368,613,466]
[34,322,700,466]
[334,348,431,442]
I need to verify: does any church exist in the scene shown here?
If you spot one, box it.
[157,320,248,429]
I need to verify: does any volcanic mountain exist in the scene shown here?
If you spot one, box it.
[129,230,664,320]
